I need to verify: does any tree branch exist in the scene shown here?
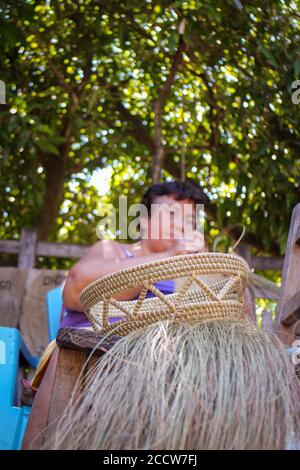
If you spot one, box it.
[152,35,186,183]
[115,102,156,151]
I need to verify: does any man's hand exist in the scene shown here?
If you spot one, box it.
[169,231,206,256]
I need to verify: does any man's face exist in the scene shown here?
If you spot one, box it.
[141,195,198,249]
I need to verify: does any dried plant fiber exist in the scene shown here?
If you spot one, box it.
[45,318,300,450]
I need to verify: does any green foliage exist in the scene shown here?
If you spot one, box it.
[1,0,300,268]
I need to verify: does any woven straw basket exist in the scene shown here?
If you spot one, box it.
[80,252,250,336]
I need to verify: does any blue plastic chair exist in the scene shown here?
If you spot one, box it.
[0,287,63,449]
[0,327,31,449]
[46,286,63,341]
[20,336,39,369]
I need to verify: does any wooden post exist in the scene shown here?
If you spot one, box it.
[275,204,300,344]
[236,243,252,266]
[18,228,37,269]
[262,310,273,334]
[276,204,300,327]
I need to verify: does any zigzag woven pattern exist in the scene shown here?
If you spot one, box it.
[79,252,250,336]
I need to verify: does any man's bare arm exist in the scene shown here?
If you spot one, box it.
[62,243,173,311]
[63,236,206,312]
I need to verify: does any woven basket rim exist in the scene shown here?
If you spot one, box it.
[80,252,249,312]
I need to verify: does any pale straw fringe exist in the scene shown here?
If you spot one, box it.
[45,319,300,450]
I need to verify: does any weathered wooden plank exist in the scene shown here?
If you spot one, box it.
[19,269,66,357]
[0,267,28,327]
[21,347,60,449]
[0,240,20,254]
[248,272,281,301]
[261,310,273,334]
[18,228,37,269]
[0,235,286,270]
[279,290,300,326]
[251,256,283,271]
[56,327,121,355]
[0,238,90,259]
[37,241,90,259]
[276,204,300,339]
[236,244,284,271]
[277,319,300,347]
[45,348,87,445]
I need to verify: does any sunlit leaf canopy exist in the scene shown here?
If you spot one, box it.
[1,0,300,268]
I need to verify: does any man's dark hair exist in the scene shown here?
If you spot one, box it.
[141,180,207,216]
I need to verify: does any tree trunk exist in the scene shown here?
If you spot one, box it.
[36,156,66,241]
[152,145,165,184]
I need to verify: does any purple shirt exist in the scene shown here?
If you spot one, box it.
[60,280,175,329]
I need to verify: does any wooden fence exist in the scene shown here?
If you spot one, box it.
[0,227,285,270]
[0,228,90,269]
